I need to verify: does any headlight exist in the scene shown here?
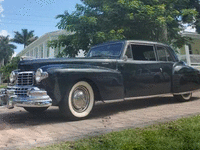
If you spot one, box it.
[9,71,17,83]
[35,68,48,83]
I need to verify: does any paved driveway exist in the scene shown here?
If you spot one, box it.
[0,92,200,149]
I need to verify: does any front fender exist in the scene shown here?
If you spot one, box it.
[41,66,124,105]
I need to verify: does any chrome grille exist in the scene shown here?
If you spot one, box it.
[7,87,29,97]
[17,72,34,86]
[14,88,28,97]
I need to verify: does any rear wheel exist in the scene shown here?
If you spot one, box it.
[24,107,48,114]
[59,81,94,120]
[173,92,192,101]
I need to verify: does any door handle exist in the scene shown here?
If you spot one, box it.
[102,62,109,65]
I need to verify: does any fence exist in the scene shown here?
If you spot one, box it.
[178,54,200,69]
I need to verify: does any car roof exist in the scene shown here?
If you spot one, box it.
[126,40,167,46]
[91,40,168,48]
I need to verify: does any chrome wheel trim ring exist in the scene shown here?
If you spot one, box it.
[68,81,94,118]
[182,93,192,100]
[71,85,90,113]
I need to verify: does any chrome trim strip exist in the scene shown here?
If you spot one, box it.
[7,85,36,89]
[102,93,172,103]
[124,93,172,100]
[103,90,200,103]
[173,89,200,95]
[18,71,34,74]
[103,99,124,103]
[14,99,52,108]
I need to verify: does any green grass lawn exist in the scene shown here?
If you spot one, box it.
[34,115,200,150]
[0,84,7,89]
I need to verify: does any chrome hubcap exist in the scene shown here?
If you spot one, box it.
[182,93,191,99]
[71,86,90,112]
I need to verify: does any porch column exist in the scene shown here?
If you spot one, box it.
[37,46,40,58]
[43,42,46,58]
[0,73,1,85]
[185,45,191,66]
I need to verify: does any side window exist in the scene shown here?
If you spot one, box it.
[125,45,133,59]
[157,46,173,61]
[131,45,156,61]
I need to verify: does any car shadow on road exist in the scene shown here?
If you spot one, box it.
[91,96,199,119]
[0,96,199,129]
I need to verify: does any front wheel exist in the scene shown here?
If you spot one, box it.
[173,92,192,102]
[59,81,94,120]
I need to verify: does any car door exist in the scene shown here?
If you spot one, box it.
[155,45,174,94]
[118,42,167,98]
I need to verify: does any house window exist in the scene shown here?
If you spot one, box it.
[35,48,38,58]
[30,50,33,57]
[188,44,192,54]
[40,45,43,58]
[47,47,50,58]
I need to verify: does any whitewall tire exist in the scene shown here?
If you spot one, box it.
[59,81,94,120]
[173,92,192,102]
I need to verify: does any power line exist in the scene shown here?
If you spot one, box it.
[1,13,58,19]
[1,18,56,23]
[0,22,56,27]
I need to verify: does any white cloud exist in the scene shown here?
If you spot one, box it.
[0,30,10,36]
[1,14,5,17]
[12,52,17,58]
[0,0,4,14]
[0,5,3,13]
[185,26,196,32]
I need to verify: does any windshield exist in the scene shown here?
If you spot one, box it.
[87,43,123,58]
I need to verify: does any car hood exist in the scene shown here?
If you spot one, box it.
[18,57,117,72]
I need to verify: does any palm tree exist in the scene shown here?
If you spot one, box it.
[0,35,16,65]
[11,29,38,48]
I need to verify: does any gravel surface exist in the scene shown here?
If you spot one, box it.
[0,92,200,149]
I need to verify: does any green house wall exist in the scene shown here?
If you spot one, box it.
[179,38,200,55]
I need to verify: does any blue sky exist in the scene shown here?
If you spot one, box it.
[0,0,82,55]
[0,0,196,56]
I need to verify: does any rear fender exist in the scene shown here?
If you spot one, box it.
[172,61,200,93]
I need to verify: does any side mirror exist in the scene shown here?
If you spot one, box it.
[122,55,128,61]
[173,60,187,68]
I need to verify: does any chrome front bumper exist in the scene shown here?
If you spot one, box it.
[0,86,52,109]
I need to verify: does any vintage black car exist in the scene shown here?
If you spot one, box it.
[1,40,200,120]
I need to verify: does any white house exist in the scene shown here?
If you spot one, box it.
[178,31,200,69]
[17,30,72,59]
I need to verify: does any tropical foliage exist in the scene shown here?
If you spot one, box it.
[0,57,20,82]
[49,0,200,57]
[0,35,16,65]
[11,29,38,48]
